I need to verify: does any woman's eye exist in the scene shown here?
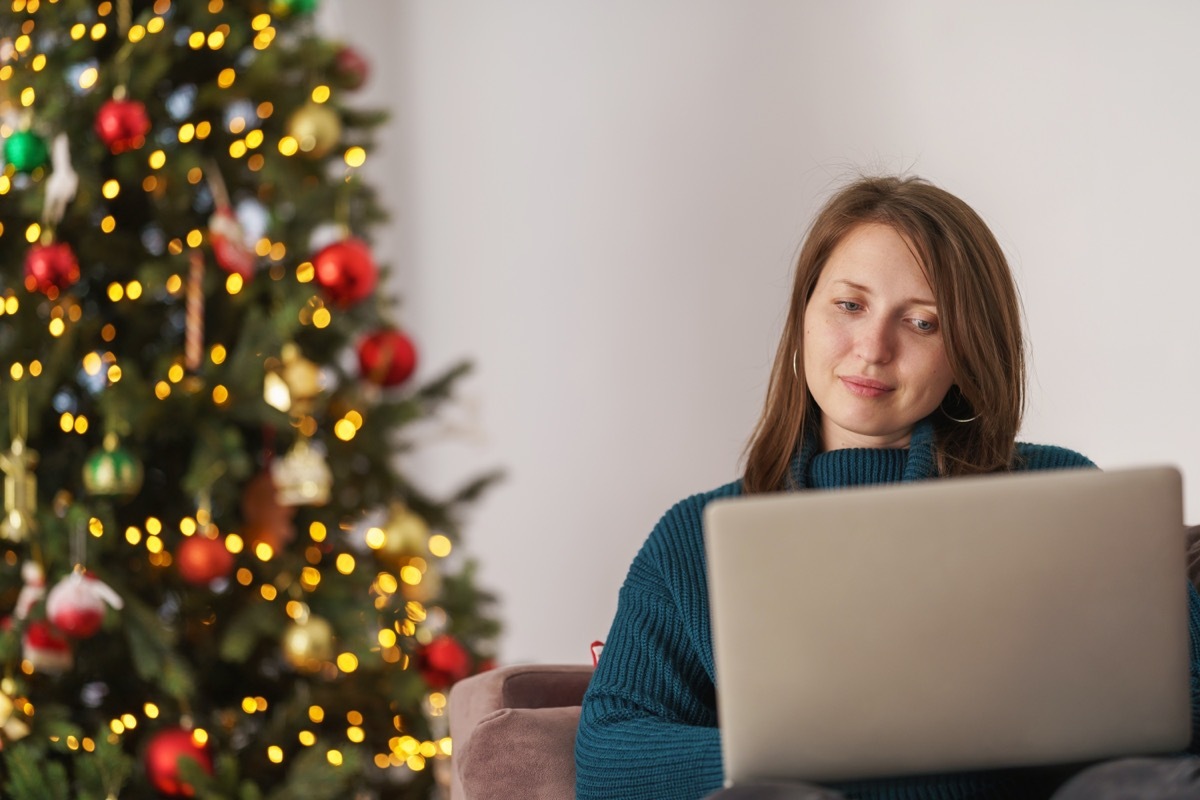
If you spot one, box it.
[836,301,863,312]
[911,318,937,333]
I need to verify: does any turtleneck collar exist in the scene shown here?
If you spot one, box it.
[787,415,938,490]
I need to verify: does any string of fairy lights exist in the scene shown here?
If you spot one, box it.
[1,0,464,785]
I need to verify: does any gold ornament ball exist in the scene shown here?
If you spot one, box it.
[401,563,443,604]
[282,614,335,671]
[0,686,26,740]
[281,343,322,400]
[266,344,323,416]
[286,103,341,159]
[382,504,430,558]
[0,690,12,721]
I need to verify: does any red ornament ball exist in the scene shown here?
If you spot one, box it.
[176,535,235,586]
[95,97,151,154]
[144,727,214,797]
[417,635,472,690]
[357,329,418,387]
[333,45,370,90]
[312,237,377,307]
[24,242,80,295]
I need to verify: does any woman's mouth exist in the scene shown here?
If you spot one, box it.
[840,376,893,398]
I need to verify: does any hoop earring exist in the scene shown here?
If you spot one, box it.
[792,349,799,379]
[940,389,978,424]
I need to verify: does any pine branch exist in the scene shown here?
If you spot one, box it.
[262,745,364,800]
[448,469,506,509]
[2,741,71,800]
[217,601,279,664]
[72,732,136,800]
[122,594,196,701]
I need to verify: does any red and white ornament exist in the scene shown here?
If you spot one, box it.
[206,168,256,278]
[24,241,80,294]
[95,96,151,154]
[22,620,72,674]
[312,237,377,307]
[209,207,256,278]
[45,570,123,639]
[7,563,72,673]
[144,726,214,797]
[14,562,44,619]
[357,329,418,388]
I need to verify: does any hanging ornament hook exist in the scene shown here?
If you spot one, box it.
[113,0,134,88]
[70,517,87,571]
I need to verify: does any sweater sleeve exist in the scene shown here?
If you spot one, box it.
[1187,581,1200,752]
[575,504,725,800]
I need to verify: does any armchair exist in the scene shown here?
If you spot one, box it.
[448,663,593,800]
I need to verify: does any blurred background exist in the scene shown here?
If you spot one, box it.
[334,0,1200,665]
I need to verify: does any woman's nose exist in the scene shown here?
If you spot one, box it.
[856,319,894,364]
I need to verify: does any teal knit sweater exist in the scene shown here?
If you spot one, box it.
[576,420,1200,799]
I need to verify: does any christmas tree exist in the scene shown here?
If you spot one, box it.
[0,1,500,797]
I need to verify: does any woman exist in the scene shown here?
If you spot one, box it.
[574,175,1200,800]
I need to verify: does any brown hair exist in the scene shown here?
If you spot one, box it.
[742,175,1025,493]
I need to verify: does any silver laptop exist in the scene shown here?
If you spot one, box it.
[703,465,1191,786]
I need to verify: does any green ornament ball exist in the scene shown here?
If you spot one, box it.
[82,436,144,500]
[3,130,49,173]
[271,0,318,15]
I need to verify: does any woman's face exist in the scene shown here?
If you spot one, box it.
[802,223,955,451]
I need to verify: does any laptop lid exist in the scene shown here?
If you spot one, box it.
[704,465,1190,786]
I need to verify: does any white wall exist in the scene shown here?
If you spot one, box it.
[341,1,1200,664]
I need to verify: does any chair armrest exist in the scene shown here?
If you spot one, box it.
[449,664,593,800]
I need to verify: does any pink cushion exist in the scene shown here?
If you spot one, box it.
[456,705,581,800]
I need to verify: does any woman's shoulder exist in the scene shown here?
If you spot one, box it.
[660,479,743,527]
[638,480,744,561]
[668,479,744,514]
[1013,441,1097,471]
